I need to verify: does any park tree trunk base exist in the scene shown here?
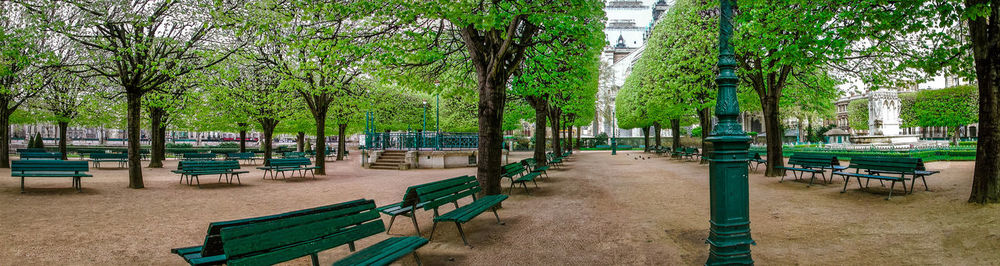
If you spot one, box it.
[261,119,278,162]
[58,122,68,160]
[313,114,327,175]
[642,126,650,153]
[549,108,561,156]
[297,132,305,152]
[654,122,662,148]
[475,77,506,196]
[0,107,10,168]
[762,99,784,177]
[337,123,347,161]
[968,12,1000,203]
[527,96,548,167]
[239,123,247,153]
[148,108,165,168]
[698,108,712,164]
[126,93,144,189]
[671,119,681,158]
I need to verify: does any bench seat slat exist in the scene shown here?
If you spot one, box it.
[332,236,428,266]
[226,221,385,266]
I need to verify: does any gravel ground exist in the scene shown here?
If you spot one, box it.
[0,151,997,265]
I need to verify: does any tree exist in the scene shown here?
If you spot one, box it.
[393,0,605,195]
[847,99,869,131]
[238,0,401,175]
[913,85,979,145]
[0,3,52,167]
[28,0,240,188]
[35,70,91,160]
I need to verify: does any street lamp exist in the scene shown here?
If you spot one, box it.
[422,100,428,132]
[705,1,754,265]
[611,110,617,155]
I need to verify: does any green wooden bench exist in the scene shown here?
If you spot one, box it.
[183,153,218,161]
[414,175,508,246]
[12,160,91,193]
[224,152,257,165]
[777,154,832,186]
[833,156,920,200]
[90,152,127,168]
[171,199,427,266]
[501,162,539,194]
[376,176,472,236]
[796,153,847,171]
[282,151,306,158]
[257,157,317,179]
[546,153,564,167]
[16,148,45,153]
[748,152,767,171]
[77,149,106,157]
[172,160,248,188]
[522,158,550,178]
[20,152,63,160]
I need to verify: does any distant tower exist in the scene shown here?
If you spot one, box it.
[868,90,901,136]
[652,0,670,21]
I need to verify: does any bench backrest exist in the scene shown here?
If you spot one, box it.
[749,152,762,160]
[17,148,45,153]
[20,152,63,159]
[79,149,106,154]
[91,152,127,159]
[408,175,481,211]
[788,153,837,168]
[282,152,306,158]
[218,199,383,266]
[227,152,254,158]
[177,160,241,172]
[12,160,88,173]
[502,163,525,177]
[848,156,918,174]
[265,157,312,167]
[183,153,217,159]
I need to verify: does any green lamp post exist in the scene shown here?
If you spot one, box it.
[611,110,617,155]
[705,0,754,265]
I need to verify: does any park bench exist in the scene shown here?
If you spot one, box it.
[833,156,920,200]
[90,152,128,168]
[282,151,306,158]
[183,153,218,161]
[11,160,91,193]
[224,152,257,165]
[522,157,550,178]
[777,154,839,187]
[413,175,507,246]
[16,148,45,153]
[172,160,247,188]
[257,157,317,179]
[546,152,565,167]
[376,176,474,235]
[20,152,63,160]
[748,152,767,171]
[77,149,106,157]
[501,162,540,194]
[654,146,671,156]
[171,199,427,266]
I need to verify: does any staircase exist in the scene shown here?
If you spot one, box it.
[371,150,407,170]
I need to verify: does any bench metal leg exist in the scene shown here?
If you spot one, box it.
[386,215,397,234]
[410,212,421,236]
[20,177,25,193]
[428,222,438,241]
[195,175,201,188]
[922,175,929,191]
[412,252,423,266]
[492,207,503,224]
[522,182,530,194]
[532,179,538,188]
[840,174,850,193]
[807,172,816,187]
[887,181,896,200]
[233,174,241,185]
[455,222,470,246]
[310,253,319,266]
[348,242,356,252]
[779,170,787,183]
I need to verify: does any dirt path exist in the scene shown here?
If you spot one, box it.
[0,151,997,265]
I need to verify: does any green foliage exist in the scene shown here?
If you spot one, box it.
[692,127,703,138]
[912,85,978,129]
[847,99,869,130]
[165,143,194,149]
[594,132,608,146]
[29,132,44,148]
[898,92,917,128]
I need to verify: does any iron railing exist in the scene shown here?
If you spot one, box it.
[365,132,478,150]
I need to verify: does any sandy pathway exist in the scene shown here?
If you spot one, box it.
[0,151,998,265]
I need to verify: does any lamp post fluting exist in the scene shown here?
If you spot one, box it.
[705,0,754,265]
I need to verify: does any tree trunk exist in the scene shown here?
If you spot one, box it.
[297,132,305,152]
[312,111,328,175]
[260,119,278,163]
[698,107,713,164]
[156,125,166,163]
[337,123,347,161]
[671,118,681,157]
[0,105,12,168]
[576,125,582,149]
[967,2,1000,203]
[549,109,561,156]
[126,93,144,189]
[238,122,247,153]
[762,96,784,177]
[642,126,650,152]
[654,122,662,148]
[566,120,573,153]
[148,108,165,168]
[474,76,507,196]
[527,97,548,166]
[58,121,68,160]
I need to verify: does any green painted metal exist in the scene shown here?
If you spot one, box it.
[365,132,478,151]
[705,0,754,264]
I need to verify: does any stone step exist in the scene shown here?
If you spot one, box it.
[370,164,400,170]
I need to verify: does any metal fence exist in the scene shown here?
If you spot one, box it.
[364,132,478,150]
